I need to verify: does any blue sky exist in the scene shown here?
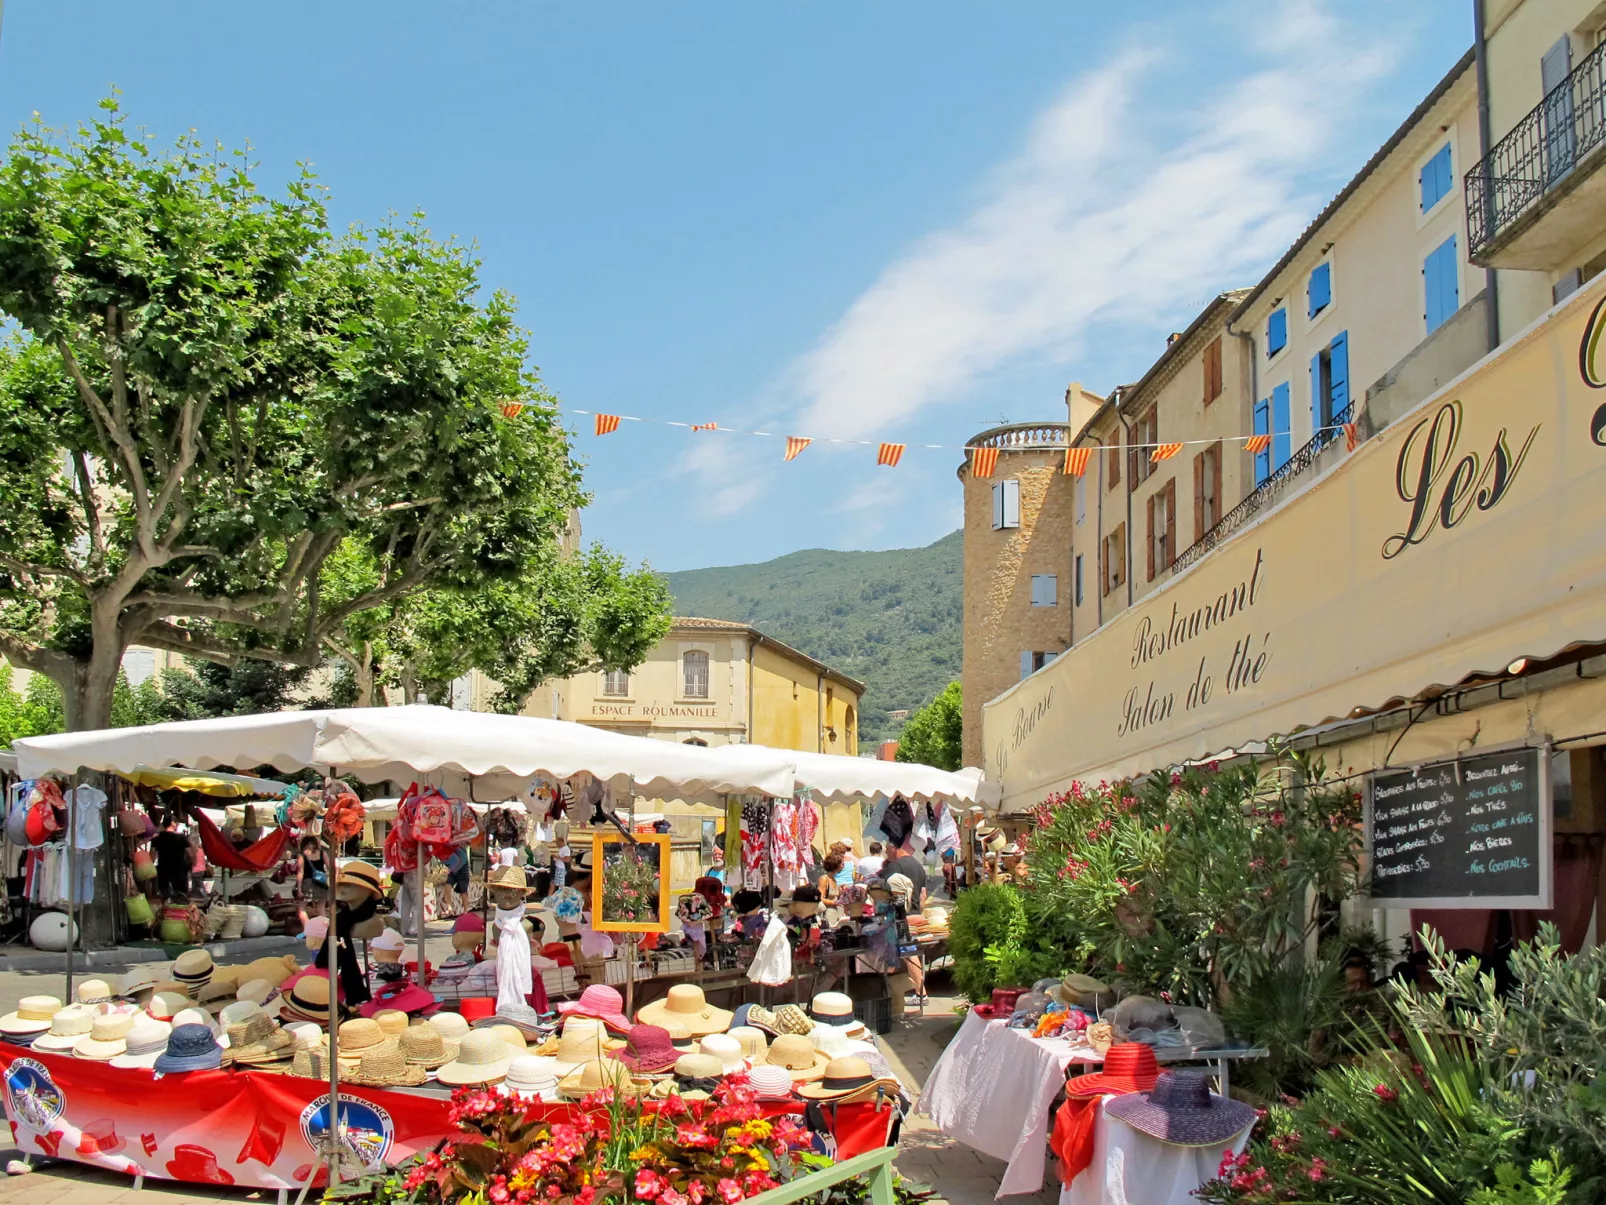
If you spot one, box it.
[0,1,1471,572]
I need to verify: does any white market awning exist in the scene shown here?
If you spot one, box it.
[710,743,986,805]
[12,705,797,800]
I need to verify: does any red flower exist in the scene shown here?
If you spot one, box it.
[635,1168,665,1199]
[716,1178,744,1204]
[1308,1157,1328,1182]
[1372,1083,1398,1102]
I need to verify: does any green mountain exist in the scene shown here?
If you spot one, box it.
[664,530,962,747]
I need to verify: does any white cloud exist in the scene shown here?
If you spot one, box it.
[786,0,1400,441]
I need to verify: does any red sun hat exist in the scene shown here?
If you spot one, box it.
[1065,1042,1160,1097]
[541,942,573,968]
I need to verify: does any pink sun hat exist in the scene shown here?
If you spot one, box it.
[557,984,631,1034]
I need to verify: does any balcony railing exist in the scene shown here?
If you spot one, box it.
[1466,37,1606,258]
[968,422,1071,450]
[1172,405,1352,573]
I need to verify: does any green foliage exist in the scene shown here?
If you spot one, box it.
[664,531,961,744]
[949,880,1042,1001]
[0,665,66,746]
[1217,955,1368,1102]
[0,97,593,729]
[144,658,316,721]
[1200,926,1602,1205]
[895,680,961,771]
[1020,756,1365,1005]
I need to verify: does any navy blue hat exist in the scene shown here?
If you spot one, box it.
[153,1023,222,1074]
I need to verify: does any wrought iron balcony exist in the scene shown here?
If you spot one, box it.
[1466,37,1606,263]
[1172,404,1352,573]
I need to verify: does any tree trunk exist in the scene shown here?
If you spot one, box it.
[353,641,376,707]
[399,662,418,706]
[59,645,123,732]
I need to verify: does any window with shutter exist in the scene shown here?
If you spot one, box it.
[1031,574,1058,607]
[1204,442,1221,529]
[991,482,1003,530]
[1308,262,1332,318]
[1193,451,1205,541]
[1202,337,1223,404]
[1001,479,1021,528]
[602,670,630,697]
[1020,651,1034,681]
[1162,480,1177,573]
[1267,308,1288,357]
[1107,443,1121,490]
[1074,474,1086,525]
[1272,383,1292,469]
[1311,347,1332,432]
[1329,333,1349,419]
[1424,238,1459,333]
[1419,144,1452,212]
[1542,36,1576,183]
[1100,534,1109,597]
[1253,399,1271,485]
[682,650,710,699]
[1074,554,1084,606]
[1114,524,1126,588]
[1146,493,1157,582]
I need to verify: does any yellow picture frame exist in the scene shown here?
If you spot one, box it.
[590,833,672,933]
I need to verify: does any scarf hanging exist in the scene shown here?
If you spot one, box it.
[494,903,532,1014]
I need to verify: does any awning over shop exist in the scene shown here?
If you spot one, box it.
[983,274,1606,814]
[12,705,798,800]
[714,743,985,805]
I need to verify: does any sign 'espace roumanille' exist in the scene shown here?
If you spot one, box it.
[983,276,1606,813]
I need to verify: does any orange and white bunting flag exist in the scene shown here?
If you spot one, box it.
[876,442,906,467]
[1343,422,1358,452]
[1150,442,1183,463]
[784,436,812,462]
[969,446,999,478]
[1063,446,1092,477]
[500,401,525,419]
[691,422,719,432]
[594,413,622,436]
[1244,434,1272,454]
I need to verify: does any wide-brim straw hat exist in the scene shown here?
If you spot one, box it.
[727,1026,768,1063]
[118,967,162,1002]
[73,1011,137,1060]
[0,996,63,1036]
[427,1012,469,1058]
[144,991,194,1024]
[75,979,114,1005]
[231,1029,295,1066]
[486,864,539,896]
[809,992,856,1025]
[760,1034,829,1082]
[698,1034,746,1074]
[370,1009,410,1038]
[347,1041,426,1087]
[500,1055,563,1101]
[557,1057,637,1101]
[635,984,732,1036]
[338,1018,388,1056]
[797,1056,888,1101]
[436,1030,513,1086]
[33,1005,95,1052]
[558,985,632,1034]
[1066,1042,1160,1097]
[108,1018,172,1070]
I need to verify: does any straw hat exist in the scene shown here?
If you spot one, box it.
[145,992,193,1024]
[427,1012,469,1058]
[698,1034,746,1074]
[610,1024,680,1074]
[771,1005,815,1037]
[809,1024,876,1061]
[486,865,538,896]
[75,979,114,1005]
[0,995,62,1036]
[118,968,162,1002]
[220,999,263,1029]
[33,1005,95,1053]
[371,1009,410,1038]
[337,1018,388,1055]
[551,1019,614,1074]
[634,984,732,1036]
[353,915,387,942]
[281,975,335,1025]
[286,1022,324,1052]
[230,1023,294,1066]
[760,1033,830,1082]
[337,861,385,900]
[747,1064,796,1101]
[400,1025,452,1070]
[348,1040,426,1087]
[1104,1070,1256,1146]
[500,1055,562,1101]
[73,1010,137,1060]
[482,1024,527,1052]
[196,977,239,1012]
[292,1046,338,1080]
[109,1016,171,1070]
[235,979,279,1009]
[661,1020,697,1052]
[225,1010,278,1051]
[558,984,631,1033]
[172,950,214,996]
[796,1055,898,1102]
[809,992,855,1025]
[557,1057,636,1101]
[666,1053,724,1101]
[727,1026,768,1063]
[172,1009,222,1040]
[436,1029,513,1086]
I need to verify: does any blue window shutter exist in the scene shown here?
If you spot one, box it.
[1020,651,1034,680]
[1267,308,1287,356]
[1329,332,1349,419]
[1308,263,1331,318]
[1272,383,1292,469]
[1420,144,1452,211]
[1310,350,1324,434]
[991,482,1003,529]
[1424,237,1459,333]
[1253,399,1271,484]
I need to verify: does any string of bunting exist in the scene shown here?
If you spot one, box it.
[517,405,1360,477]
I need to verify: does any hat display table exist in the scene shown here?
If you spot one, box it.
[1058,1096,1251,1205]
[917,1010,1267,1197]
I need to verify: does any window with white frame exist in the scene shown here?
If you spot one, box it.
[601,669,630,697]
[682,650,710,699]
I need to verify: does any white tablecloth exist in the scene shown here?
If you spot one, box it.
[917,1010,1083,1196]
[1060,1099,1251,1205]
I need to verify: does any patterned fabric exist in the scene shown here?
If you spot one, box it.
[548,886,585,923]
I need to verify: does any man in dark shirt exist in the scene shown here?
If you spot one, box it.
[151,821,191,899]
[883,842,928,910]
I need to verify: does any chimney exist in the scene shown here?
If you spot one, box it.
[1064,381,1104,439]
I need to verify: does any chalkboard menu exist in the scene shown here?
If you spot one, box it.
[1367,746,1551,909]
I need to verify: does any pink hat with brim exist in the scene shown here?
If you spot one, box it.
[359,984,439,1019]
[557,984,631,1034]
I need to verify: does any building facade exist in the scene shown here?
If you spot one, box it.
[970,4,1606,947]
